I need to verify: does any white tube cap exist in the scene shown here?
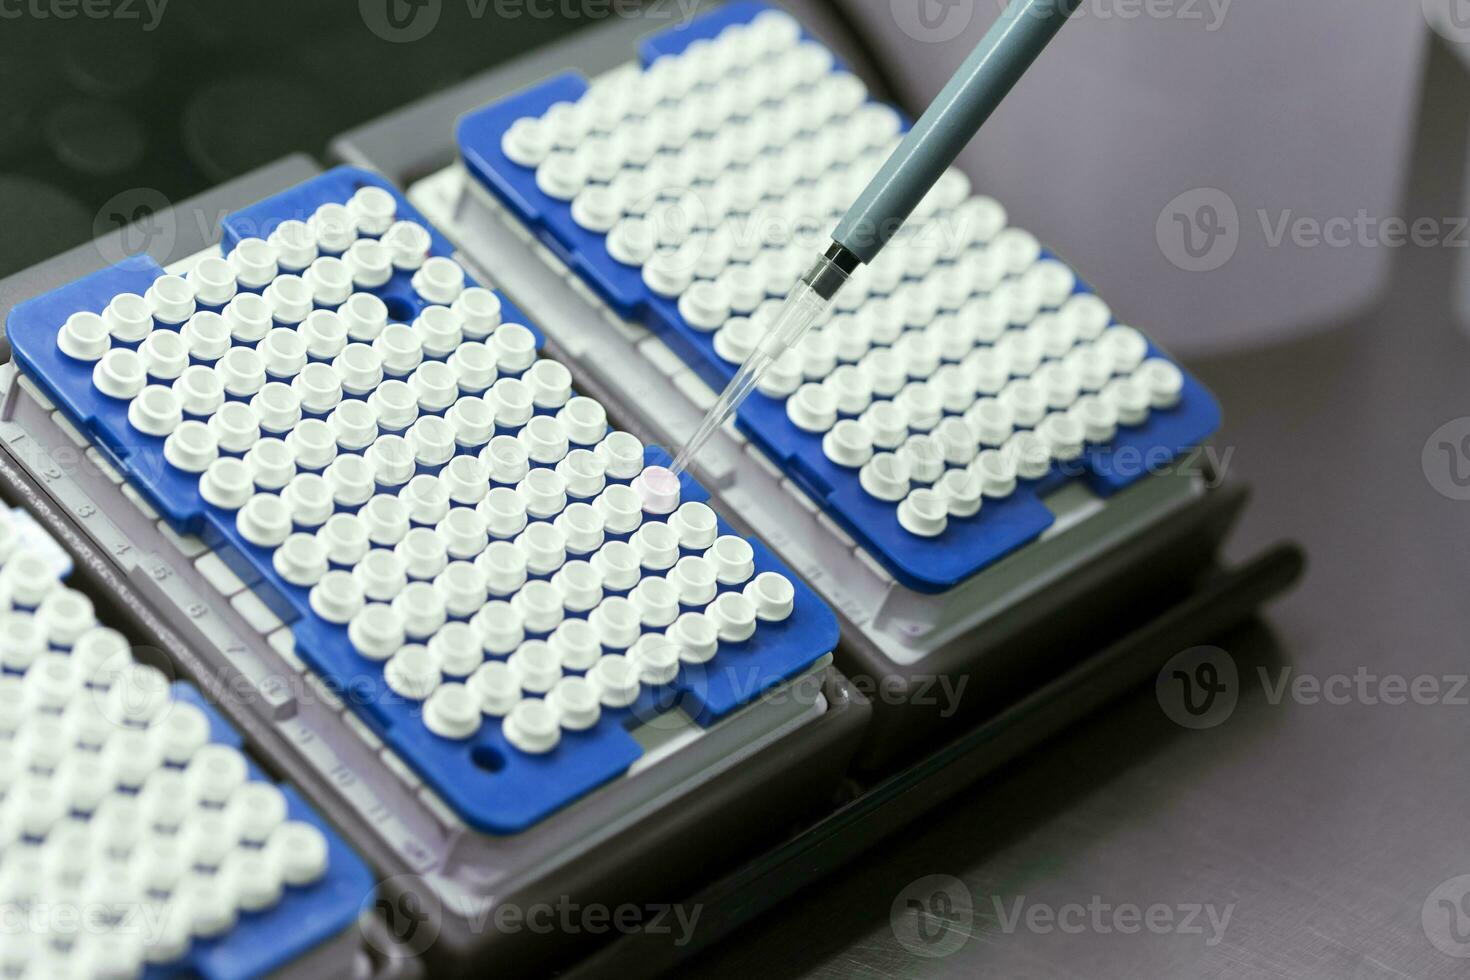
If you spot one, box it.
[478,486,529,540]
[179,310,231,363]
[396,526,450,581]
[139,327,189,381]
[349,603,406,660]
[269,821,330,887]
[436,507,489,561]
[216,345,267,398]
[236,493,292,548]
[310,250,362,303]
[549,676,601,731]
[516,467,568,519]
[1102,376,1151,426]
[309,570,364,625]
[319,459,372,517]
[514,520,567,576]
[935,468,984,518]
[385,643,440,700]
[704,534,755,586]
[434,560,489,619]
[454,287,502,341]
[448,341,497,395]
[447,396,496,450]
[374,325,425,379]
[267,219,318,272]
[502,698,560,754]
[510,579,564,634]
[309,203,358,254]
[382,220,432,271]
[627,575,678,628]
[631,520,680,572]
[427,621,482,677]
[631,465,680,515]
[285,417,338,471]
[508,640,562,694]
[1070,394,1119,444]
[588,595,642,650]
[188,254,239,305]
[340,293,389,342]
[971,449,1018,499]
[200,457,253,510]
[490,327,538,379]
[273,532,329,587]
[1134,357,1184,409]
[282,472,334,528]
[706,592,757,642]
[229,238,278,289]
[424,683,482,740]
[589,540,640,592]
[595,431,645,480]
[629,633,680,685]
[58,311,110,361]
[518,415,569,465]
[858,452,910,503]
[488,377,533,428]
[223,292,273,345]
[250,381,303,435]
[163,420,220,474]
[127,385,183,437]
[670,555,717,607]
[897,487,950,537]
[262,275,313,326]
[472,597,525,655]
[98,295,152,352]
[469,660,522,717]
[593,483,643,535]
[411,256,466,306]
[348,185,397,235]
[556,449,606,500]
[244,438,296,491]
[551,559,603,614]
[145,274,196,326]
[523,359,572,410]
[667,501,718,550]
[587,654,640,708]
[93,348,146,400]
[742,571,794,622]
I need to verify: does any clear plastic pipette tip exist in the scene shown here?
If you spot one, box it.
[670,272,835,478]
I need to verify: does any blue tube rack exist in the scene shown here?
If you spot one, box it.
[157,683,374,980]
[455,1,1223,594]
[6,167,838,833]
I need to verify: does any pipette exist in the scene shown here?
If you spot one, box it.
[670,0,1084,478]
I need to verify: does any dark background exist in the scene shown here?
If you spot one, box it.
[4,2,1468,977]
[0,0,591,275]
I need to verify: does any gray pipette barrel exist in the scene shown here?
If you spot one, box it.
[831,0,1084,265]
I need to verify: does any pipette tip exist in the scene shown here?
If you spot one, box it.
[669,247,851,479]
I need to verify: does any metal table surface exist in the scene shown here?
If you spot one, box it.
[685,35,1470,980]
